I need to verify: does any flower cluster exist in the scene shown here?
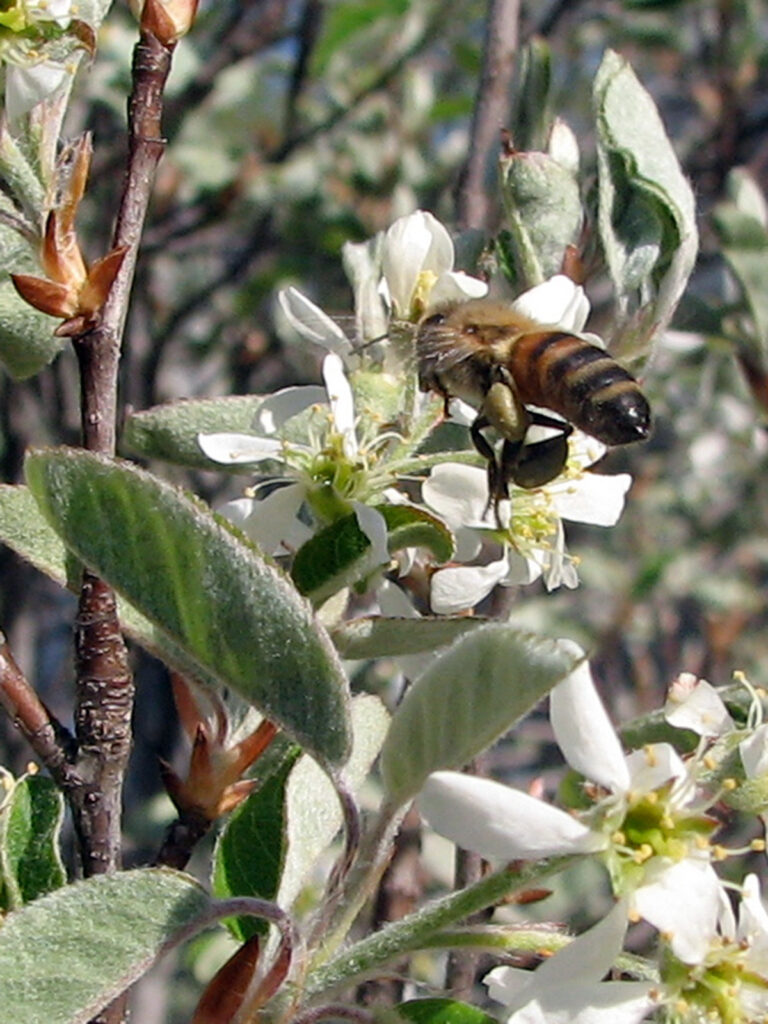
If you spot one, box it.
[200,210,634,618]
[419,657,768,1024]
[0,0,78,121]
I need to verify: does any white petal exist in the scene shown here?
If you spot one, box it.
[427,270,488,309]
[419,772,600,859]
[254,385,327,434]
[664,677,732,737]
[198,431,284,464]
[5,62,70,121]
[382,211,454,315]
[219,484,309,555]
[353,503,389,566]
[507,984,655,1024]
[738,873,768,947]
[550,473,631,526]
[430,558,509,613]
[551,657,630,793]
[500,547,543,586]
[511,276,590,332]
[623,743,686,795]
[740,723,768,779]
[277,286,352,355]
[548,118,580,175]
[422,463,488,527]
[632,858,721,964]
[322,353,358,456]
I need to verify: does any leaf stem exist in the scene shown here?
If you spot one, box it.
[304,854,580,1000]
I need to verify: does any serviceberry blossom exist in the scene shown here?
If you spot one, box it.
[199,353,389,562]
[485,900,656,1024]
[419,649,724,964]
[423,434,630,611]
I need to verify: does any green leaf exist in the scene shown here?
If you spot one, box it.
[212,751,299,941]
[0,484,246,696]
[24,449,352,769]
[380,625,581,805]
[330,615,488,659]
[0,281,63,379]
[594,49,698,346]
[499,148,582,287]
[0,868,210,1024]
[0,772,65,910]
[292,506,454,605]
[312,0,411,73]
[121,395,266,468]
[213,695,388,939]
[291,513,377,604]
[396,998,498,1024]
[380,504,454,564]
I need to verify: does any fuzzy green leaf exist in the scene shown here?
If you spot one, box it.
[0,869,210,1024]
[122,395,266,468]
[0,281,63,379]
[24,449,352,769]
[380,625,581,805]
[0,773,65,910]
[330,615,488,659]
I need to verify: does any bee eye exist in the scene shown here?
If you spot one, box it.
[423,313,446,326]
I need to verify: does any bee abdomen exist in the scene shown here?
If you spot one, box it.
[509,332,651,446]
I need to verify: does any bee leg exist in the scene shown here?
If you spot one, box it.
[470,414,507,520]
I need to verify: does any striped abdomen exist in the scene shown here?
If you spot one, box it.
[506,331,651,446]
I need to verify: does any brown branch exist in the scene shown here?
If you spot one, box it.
[455,0,521,230]
[0,631,77,786]
[70,28,176,1024]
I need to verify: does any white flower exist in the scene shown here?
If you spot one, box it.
[486,901,656,1024]
[379,210,487,319]
[423,435,631,612]
[199,354,387,558]
[419,650,723,963]
[664,674,733,738]
[655,873,768,1021]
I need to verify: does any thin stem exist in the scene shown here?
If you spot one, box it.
[304,854,580,1001]
[0,631,76,785]
[455,0,521,230]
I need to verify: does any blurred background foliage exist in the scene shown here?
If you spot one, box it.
[1,0,768,1012]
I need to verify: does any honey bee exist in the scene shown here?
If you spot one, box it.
[416,299,651,513]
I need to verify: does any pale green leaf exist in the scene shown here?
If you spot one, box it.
[380,625,581,804]
[330,615,488,659]
[0,868,210,1024]
[24,449,352,768]
[122,395,265,468]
